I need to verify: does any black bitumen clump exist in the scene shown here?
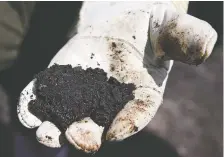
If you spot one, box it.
[28,64,136,131]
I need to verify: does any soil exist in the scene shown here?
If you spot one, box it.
[28,64,136,131]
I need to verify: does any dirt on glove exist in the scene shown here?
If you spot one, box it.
[28,64,136,132]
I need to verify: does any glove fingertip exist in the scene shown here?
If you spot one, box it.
[17,80,42,128]
[65,117,104,153]
[36,121,64,148]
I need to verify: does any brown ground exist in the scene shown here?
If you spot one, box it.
[148,44,223,157]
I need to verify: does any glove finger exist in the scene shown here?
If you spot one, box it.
[36,121,64,148]
[106,86,163,141]
[17,79,42,128]
[65,117,104,153]
[162,13,217,64]
[151,6,217,65]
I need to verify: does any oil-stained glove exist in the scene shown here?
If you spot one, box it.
[17,1,217,153]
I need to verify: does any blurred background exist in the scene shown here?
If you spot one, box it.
[0,1,222,157]
[147,2,223,157]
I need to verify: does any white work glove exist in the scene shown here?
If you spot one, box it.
[17,1,217,153]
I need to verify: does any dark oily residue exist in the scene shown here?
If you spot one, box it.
[90,53,95,59]
[45,136,52,140]
[28,64,136,131]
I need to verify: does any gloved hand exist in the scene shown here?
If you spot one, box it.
[17,1,217,153]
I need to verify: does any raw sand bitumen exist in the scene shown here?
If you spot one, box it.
[28,64,136,131]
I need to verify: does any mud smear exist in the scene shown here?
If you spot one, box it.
[28,64,136,131]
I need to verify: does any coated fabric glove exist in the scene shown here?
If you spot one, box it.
[17,1,217,153]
